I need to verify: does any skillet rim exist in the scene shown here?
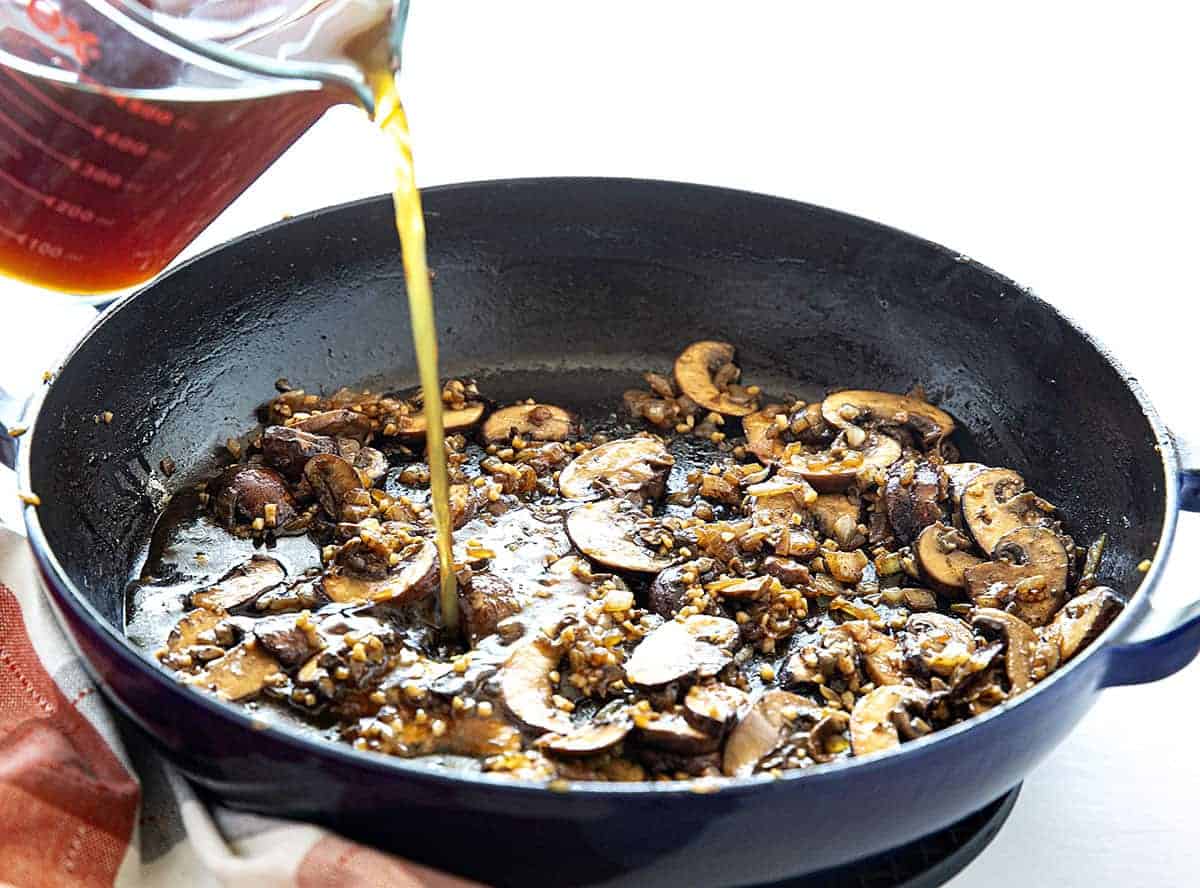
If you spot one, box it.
[16,177,1183,798]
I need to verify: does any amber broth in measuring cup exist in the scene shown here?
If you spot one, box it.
[1,2,460,629]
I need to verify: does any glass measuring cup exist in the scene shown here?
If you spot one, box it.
[0,0,405,293]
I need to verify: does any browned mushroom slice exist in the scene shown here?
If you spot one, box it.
[821,390,956,448]
[636,713,720,754]
[649,563,701,618]
[787,434,902,492]
[304,453,364,521]
[883,460,947,543]
[188,641,280,701]
[904,612,976,677]
[722,689,819,777]
[807,711,852,763]
[192,556,286,611]
[673,341,759,417]
[482,403,576,444]
[252,612,325,670]
[849,685,930,757]
[971,608,1039,694]
[293,408,373,441]
[262,425,336,479]
[322,537,438,605]
[161,606,230,669]
[944,462,987,506]
[558,437,674,500]
[810,493,860,540]
[458,572,524,645]
[211,465,297,528]
[824,550,869,585]
[684,683,750,734]
[963,525,1070,626]
[566,499,673,573]
[391,402,486,442]
[742,404,788,463]
[498,639,572,734]
[625,615,740,687]
[840,621,904,686]
[1040,586,1125,662]
[540,720,631,757]
[353,447,388,487]
[961,468,1057,555]
[914,522,984,594]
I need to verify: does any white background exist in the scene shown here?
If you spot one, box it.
[2,2,1198,885]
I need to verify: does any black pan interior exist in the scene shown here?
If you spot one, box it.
[28,179,1165,630]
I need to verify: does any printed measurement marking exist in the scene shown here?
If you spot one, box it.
[0,105,124,189]
[6,68,92,132]
[0,164,52,203]
[0,75,47,123]
[0,223,71,260]
[0,166,105,224]
[5,69,159,160]
[0,106,80,171]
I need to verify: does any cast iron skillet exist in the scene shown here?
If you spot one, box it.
[18,179,1200,887]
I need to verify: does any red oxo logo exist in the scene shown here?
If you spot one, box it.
[24,0,102,67]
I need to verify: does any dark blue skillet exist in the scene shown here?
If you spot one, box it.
[16,179,1200,886]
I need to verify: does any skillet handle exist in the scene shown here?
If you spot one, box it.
[1102,437,1200,687]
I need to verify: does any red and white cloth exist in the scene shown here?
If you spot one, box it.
[0,527,478,888]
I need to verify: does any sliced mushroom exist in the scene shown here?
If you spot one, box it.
[824,550,869,585]
[904,612,976,677]
[353,447,388,487]
[261,425,336,479]
[649,561,714,618]
[540,720,631,757]
[636,713,720,754]
[961,468,1057,555]
[188,641,280,701]
[566,499,673,573]
[742,404,788,463]
[390,402,486,442]
[211,465,297,528]
[963,525,1069,626]
[944,462,987,506]
[840,621,904,686]
[788,433,902,492]
[821,390,955,448]
[558,436,674,501]
[810,493,860,540]
[762,555,812,587]
[192,556,286,611]
[673,341,758,417]
[458,572,524,645]
[849,685,930,757]
[684,683,750,734]
[915,522,984,594]
[498,639,572,734]
[722,689,818,777]
[293,408,373,441]
[1041,586,1124,662]
[252,612,325,670]
[883,459,947,543]
[304,453,364,521]
[807,711,851,764]
[322,537,438,605]
[482,404,576,444]
[971,608,1038,693]
[625,615,739,687]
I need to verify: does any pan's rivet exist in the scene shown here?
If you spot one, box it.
[1137,559,1153,573]
[18,491,40,507]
